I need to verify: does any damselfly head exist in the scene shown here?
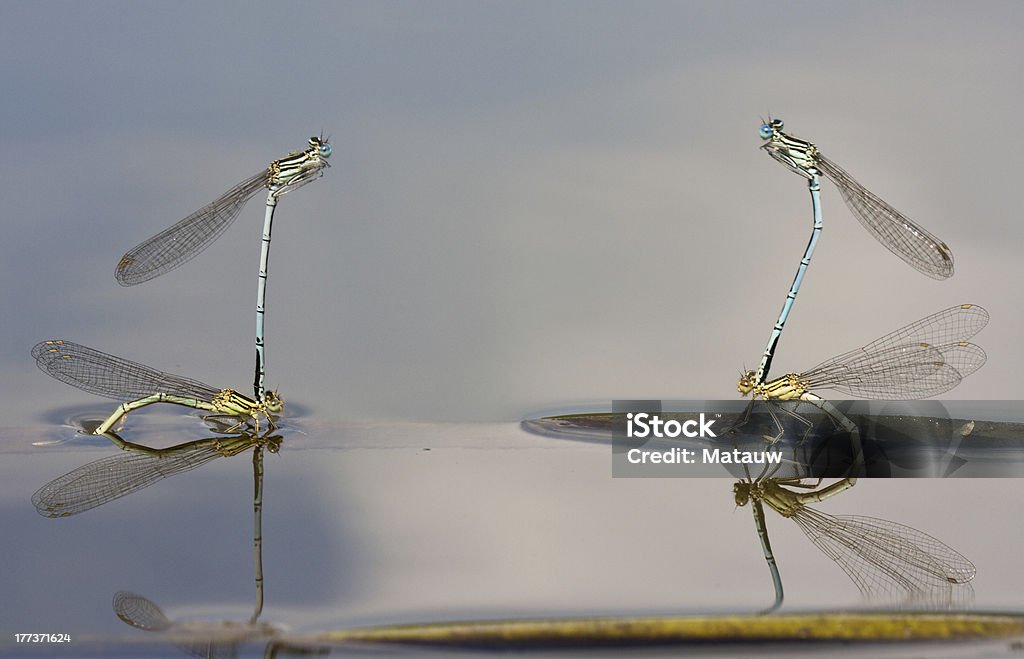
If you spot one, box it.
[737,370,756,396]
[733,481,751,507]
[264,435,284,453]
[263,390,284,414]
[759,117,783,140]
[309,135,332,159]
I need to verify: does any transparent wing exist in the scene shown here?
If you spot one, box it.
[815,153,954,279]
[113,591,173,631]
[856,304,988,349]
[802,341,986,399]
[792,507,975,608]
[800,305,988,398]
[32,340,222,402]
[32,440,226,517]
[115,170,268,286]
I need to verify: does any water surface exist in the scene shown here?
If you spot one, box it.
[3,408,1023,655]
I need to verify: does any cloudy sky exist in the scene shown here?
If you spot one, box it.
[3,1,1022,424]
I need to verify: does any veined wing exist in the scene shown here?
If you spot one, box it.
[114,592,173,631]
[115,170,268,286]
[799,304,987,398]
[801,341,986,399]
[32,340,222,402]
[815,154,954,279]
[792,507,975,608]
[853,304,988,355]
[32,439,227,517]
[114,591,246,658]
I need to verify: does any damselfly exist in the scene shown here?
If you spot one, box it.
[32,340,282,435]
[760,118,953,279]
[115,137,331,286]
[734,477,976,613]
[751,118,952,386]
[739,304,987,402]
[114,136,331,403]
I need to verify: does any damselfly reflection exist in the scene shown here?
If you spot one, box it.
[96,431,277,652]
[32,340,281,434]
[114,590,276,658]
[107,434,285,656]
[735,477,976,614]
[114,591,324,658]
[32,429,281,519]
[37,429,278,626]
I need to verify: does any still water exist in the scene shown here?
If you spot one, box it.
[2,402,1024,655]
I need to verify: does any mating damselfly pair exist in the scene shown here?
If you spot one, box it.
[34,137,330,434]
[117,135,332,405]
[747,118,956,388]
[740,121,986,429]
[734,119,983,614]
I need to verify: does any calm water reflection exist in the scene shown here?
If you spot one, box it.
[2,408,1024,655]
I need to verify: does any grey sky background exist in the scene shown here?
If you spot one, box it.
[3,1,1022,424]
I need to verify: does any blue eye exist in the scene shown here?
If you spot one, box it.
[759,124,773,139]
[320,144,332,157]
